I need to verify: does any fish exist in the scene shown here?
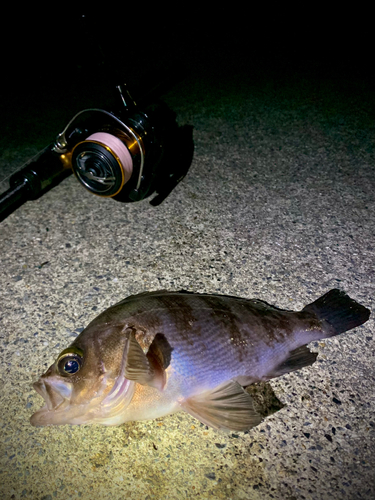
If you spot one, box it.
[30,288,370,431]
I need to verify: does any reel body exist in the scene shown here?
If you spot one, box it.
[55,103,172,202]
[0,99,180,221]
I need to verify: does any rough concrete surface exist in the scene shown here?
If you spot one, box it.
[0,15,374,500]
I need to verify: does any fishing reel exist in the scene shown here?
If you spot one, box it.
[0,84,189,221]
[54,87,171,202]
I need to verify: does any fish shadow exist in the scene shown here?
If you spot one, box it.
[246,382,285,418]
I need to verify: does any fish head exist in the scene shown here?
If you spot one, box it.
[30,325,135,426]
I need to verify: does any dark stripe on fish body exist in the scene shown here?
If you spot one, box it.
[152,294,201,344]
[150,293,296,354]
[193,295,295,348]
[194,295,250,362]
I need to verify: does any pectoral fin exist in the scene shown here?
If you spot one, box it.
[124,330,168,391]
[180,380,263,432]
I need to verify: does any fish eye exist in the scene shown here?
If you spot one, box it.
[57,347,84,376]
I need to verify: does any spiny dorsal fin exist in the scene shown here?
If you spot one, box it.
[116,290,171,306]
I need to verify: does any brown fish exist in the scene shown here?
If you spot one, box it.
[30,289,370,431]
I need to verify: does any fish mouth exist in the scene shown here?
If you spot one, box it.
[33,379,69,411]
[30,378,74,426]
[30,366,136,426]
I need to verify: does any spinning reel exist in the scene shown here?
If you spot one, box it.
[0,82,187,222]
[0,13,192,222]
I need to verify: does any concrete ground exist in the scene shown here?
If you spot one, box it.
[0,13,374,500]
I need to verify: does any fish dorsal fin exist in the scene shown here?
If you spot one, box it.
[180,380,263,432]
[116,290,171,306]
[265,345,318,379]
[124,329,168,391]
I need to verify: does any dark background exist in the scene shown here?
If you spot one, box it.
[0,7,373,159]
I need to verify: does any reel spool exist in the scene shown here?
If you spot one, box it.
[72,129,140,197]
[55,105,165,202]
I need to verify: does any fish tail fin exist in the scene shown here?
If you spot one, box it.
[303,289,370,335]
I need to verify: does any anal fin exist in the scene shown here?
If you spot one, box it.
[180,380,263,432]
[266,345,318,379]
